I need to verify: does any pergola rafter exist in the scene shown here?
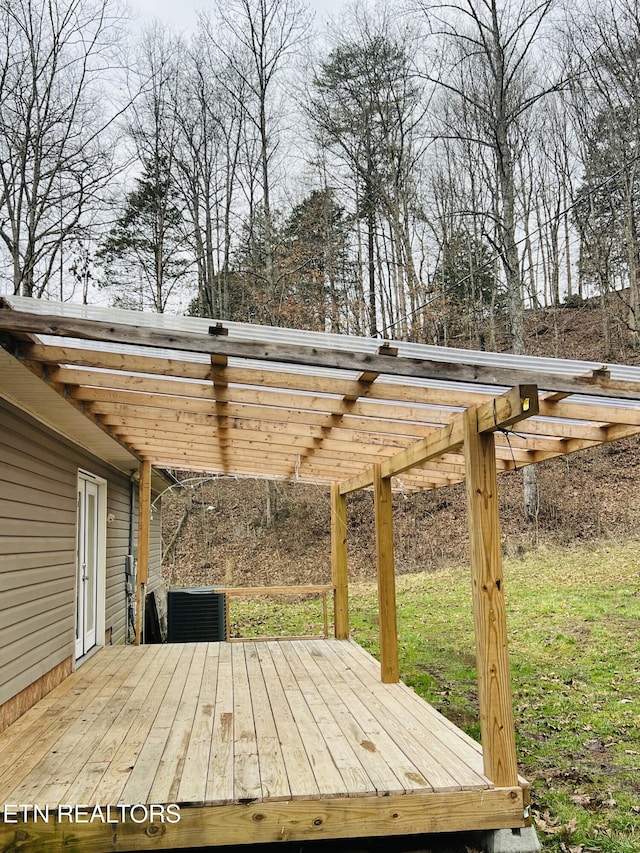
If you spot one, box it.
[3,298,640,491]
[2,296,640,843]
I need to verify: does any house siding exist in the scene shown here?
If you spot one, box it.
[147,505,163,594]
[0,398,134,708]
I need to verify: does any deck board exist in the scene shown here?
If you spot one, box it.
[245,643,290,802]
[0,645,146,798]
[291,640,422,795]
[324,639,490,789]
[0,640,529,852]
[253,643,320,800]
[269,639,365,797]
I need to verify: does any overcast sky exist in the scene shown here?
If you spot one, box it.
[129,0,344,33]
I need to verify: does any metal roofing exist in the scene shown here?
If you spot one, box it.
[1,295,640,492]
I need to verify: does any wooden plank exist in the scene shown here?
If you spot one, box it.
[72,383,499,433]
[120,644,195,806]
[174,643,220,805]
[93,399,459,436]
[331,483,349,639]
[463,408,519,788]
[328,640,492,789]
[230,643,262,803]
[19,340,623,428]
[144,644,206,805]
[24,647,160,806]
[219,585,332,596]
[109,411,593,456]
[266,642,359,797]
[91,378,640,433]
[90,395,616,452]
[338,410,465,494]
[127,440,323,463]
[292,641,426,793]
[353,638,533,791]
[205,642,235,805]
[243,643,290,801]
[539,397,640,426]
[97,404,431,439]
[78,645,177,805]
[22,346,433,417]
[0,650,106,752]
[108,435,436,469]
[340,385,538,494]
[281,642,406,796]
[0,786,527,851]
[0,648,141,798]
[4,308,640,398]
[373,465,399,684]
[308,641,470,791]
[253,644,320,800]
[342,640,487,759]
[58,645,180,806]
[109,425,418,461]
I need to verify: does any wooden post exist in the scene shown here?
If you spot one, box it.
[331,482,349,639]
[135,460,152,646]
[373,464,399,683]
[463,408,519,787]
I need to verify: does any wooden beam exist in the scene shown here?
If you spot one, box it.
[70,382,527,432]
[135,460,152,646]
[30,342,640,436]
[96,396,603,449]
[463,407,518,788]
[5,308,640,398]
[340,385,538,494]
[373,464,399,683]
[0,787,526,851]
[84,382,640,436]
[91,401,440,438]
[23,342,483,410]
[539,397,640,426]
[331,483,349,639]
[217,584,332,596]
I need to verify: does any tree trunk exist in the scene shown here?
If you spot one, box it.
[523,465,538,526]
[265,480,278,527]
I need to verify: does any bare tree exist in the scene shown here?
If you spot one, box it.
[212,0,311,317]
[425,0,561,352]
[424,0,562,523]
[0,0,126,297]
[174,15,252,320]
[566,0,640,347]
[98,22,190,313]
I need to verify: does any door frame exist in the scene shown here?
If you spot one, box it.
[75,469,107,662]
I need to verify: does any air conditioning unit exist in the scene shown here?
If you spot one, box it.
[167,586,227,643]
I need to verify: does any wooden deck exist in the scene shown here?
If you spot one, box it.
[0,640,529,851]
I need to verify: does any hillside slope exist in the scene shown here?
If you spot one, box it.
[161,299,640,589]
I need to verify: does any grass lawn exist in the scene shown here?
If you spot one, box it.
[229,540,640,853]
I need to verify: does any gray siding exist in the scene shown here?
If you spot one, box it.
[0,398,133,706]
[147,502,163,594]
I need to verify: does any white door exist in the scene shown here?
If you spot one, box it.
[76,475,100,658]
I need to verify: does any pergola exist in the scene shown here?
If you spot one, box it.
[2,294,640,807]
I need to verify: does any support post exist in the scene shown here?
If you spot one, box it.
[373,464,399,683]
[464,408,519,787]
[331,482,349,639]
[135,460,152,646]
